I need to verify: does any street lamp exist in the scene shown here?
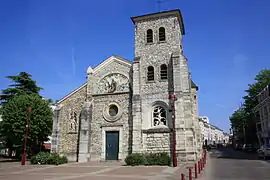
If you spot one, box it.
[21,107,32,166]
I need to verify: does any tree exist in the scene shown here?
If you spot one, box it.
[0,72,42,103]
[0,94,53,157]
[230,69,270,144]
[230,108,246,134]
[243,69,270,111]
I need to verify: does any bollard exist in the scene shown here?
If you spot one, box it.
[194,163,198,178]
[198,161,201,174]
[181,173,185,180]
[202,158,205,168]
[189,168,192,180]
[200,159,203,170]
[204,151,207,164]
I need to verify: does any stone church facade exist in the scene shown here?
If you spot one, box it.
[51,9,202,163]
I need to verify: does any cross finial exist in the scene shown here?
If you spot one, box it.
[156,0,167,12]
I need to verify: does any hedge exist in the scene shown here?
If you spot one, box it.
[30,152,68,165]
[125,152,170,166]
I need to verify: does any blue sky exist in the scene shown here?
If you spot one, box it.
[0,0,269,132]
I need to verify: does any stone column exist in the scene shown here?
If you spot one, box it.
[132,58,143,152]
[51,104,63,153]
[78,101,92,162]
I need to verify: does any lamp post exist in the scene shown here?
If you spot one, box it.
[21,107,32,166]
[169,94,177,167]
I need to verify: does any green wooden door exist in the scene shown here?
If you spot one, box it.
[106,131,119,160]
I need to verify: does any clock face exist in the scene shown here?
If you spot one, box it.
[97,73,129,94]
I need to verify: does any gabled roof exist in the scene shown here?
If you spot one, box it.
[131,9,185,35]
[92,55,132,72]
[56,55,131,105]
[56,82,87,104]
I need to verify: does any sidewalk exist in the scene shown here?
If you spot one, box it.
[197,153,213,180]
[0,161,195,180]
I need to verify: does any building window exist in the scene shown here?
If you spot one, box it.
[160,64,167,79]
[109,104,118,116]
[147,66,154,81]
[146,29,153,43]
[159,27,166,41]
[153,106,167,126]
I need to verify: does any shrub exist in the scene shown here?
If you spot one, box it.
[144,152,170,166]
[31,152,68,165]
[31,152,50,165]
[125,152,171,166]
[125,153,145,166]
[47,153,68,165]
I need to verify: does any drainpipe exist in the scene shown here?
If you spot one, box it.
[169,94,177,167]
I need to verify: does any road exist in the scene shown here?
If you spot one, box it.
[201,148,270,180]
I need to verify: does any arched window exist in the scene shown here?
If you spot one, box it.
[159,27,166,41]
[153,106,167,126]
[160,64,167,79]
[147,66,154,81]
[146,29,153,43]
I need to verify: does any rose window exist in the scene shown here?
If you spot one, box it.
[153,106,167,126]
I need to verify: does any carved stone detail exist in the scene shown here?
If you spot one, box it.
[97,73,129,94]
[102,102,123,122]
[69,110,78,133]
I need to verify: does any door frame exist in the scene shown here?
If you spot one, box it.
[101,126,123,161]
[105,131,119,160]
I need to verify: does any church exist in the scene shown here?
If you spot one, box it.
[51,9,203,163]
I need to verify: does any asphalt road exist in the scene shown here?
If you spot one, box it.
[201,148,270,180]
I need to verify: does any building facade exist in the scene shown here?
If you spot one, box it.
[51,10,202,163]
[254,85,270,146]
[199,116,227,145]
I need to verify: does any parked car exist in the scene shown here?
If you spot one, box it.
[235,144,243,151]
[257,144,270,159]
[242,144,256,152]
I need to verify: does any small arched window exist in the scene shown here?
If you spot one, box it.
[160,64,167,79]
[153,106,167,126]
[146,29,153,43]
[159,27,166,41]
[147,66,154,81]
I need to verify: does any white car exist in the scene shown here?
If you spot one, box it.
[257,144,270,159]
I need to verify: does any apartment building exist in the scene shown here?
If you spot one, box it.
[254,85,270,146]
[199,116,227,146]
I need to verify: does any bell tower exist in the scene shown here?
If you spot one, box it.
[131,10,202,162]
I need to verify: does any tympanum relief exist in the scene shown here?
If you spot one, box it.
[97,73,129,94]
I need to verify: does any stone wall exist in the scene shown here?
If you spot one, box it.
[142,131,171,153]
[57,84,87,161]
[90,93,131,161]
[134,15,183,95]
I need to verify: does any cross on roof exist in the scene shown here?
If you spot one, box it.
[156,0,168,12]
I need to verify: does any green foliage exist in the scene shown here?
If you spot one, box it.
[0,94,53,154]
[1,72,42,103]
[30,152,50,165]
[31,152,68,165]
[47,153,68,165]
[230,69,270,144]
[144,152,171,166]
[125,152,170,166]
[125,153,145,166]
[230,108,247,133]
